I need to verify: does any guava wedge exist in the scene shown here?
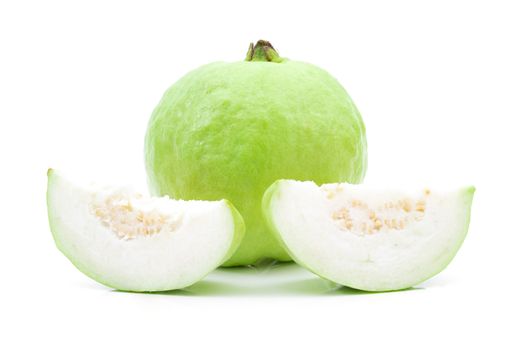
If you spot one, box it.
[262,180,474,291]
[46,169,244,292]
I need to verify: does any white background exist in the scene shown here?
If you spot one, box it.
[1,0,523,349]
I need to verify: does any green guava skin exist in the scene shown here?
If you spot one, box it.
[145,43,367,266]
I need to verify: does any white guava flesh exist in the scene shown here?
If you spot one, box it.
[46,169,244,292]
[262,180,474,291]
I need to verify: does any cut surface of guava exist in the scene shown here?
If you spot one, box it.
[262,180,474,291]
[46,169,244,292]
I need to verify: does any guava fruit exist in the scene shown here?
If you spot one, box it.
[46,169,244,292]
[262,180,474,291]
[145,40,367,266]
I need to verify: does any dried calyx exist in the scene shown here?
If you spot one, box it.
[245,40,283,63]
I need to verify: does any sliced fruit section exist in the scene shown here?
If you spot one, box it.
[46,169,244,292]
[262,180,474,291]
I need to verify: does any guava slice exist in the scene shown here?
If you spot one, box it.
[262,180,474,291]
[46,169,244,292]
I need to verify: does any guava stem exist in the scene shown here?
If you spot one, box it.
[245,40,283,63]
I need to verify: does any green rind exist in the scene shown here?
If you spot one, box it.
[47,169,247,292]
[220,200,246,264]
[261,180,304,265]
[262,180,476,292]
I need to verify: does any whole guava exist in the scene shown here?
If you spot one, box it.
[145,40,367,266]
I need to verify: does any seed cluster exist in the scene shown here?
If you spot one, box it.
[90,193,178,240]
[325,187,431,236]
